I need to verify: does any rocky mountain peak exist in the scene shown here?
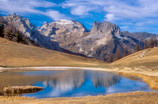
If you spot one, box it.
[38,19,88,48]
[3,14,35,38]
[39,19,86,36]
[2,14,61,50]
[90,21,121,39]
[92,21,120,32]
[62,21,144,62]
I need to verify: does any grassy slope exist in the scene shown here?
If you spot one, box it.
[1,36,158,69]
[0,38,106,67]
[113,47,158,69]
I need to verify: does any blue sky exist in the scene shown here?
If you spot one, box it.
[0,0,158,33]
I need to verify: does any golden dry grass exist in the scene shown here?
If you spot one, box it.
[113,47,158,70]
[0,92,158,104]
[0,38,106,67]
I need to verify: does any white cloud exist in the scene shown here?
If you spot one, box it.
[61,0,158,33]
[105,14,115,21]
[62,0,96,16]
[0,0,55,13]
[62,0,158,19]
[1,0,158,33]
[45,10,69,21]
[0,0,68,21]
[71,6,92,16]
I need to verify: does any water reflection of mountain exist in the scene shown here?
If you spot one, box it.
[0,70,151,98]
[91,71,121,88]
[43,70,85,92]
[42,70,121,93]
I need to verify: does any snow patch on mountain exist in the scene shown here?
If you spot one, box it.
[55,19,75,25]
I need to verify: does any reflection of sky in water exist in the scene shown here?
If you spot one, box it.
[23,70,153,98]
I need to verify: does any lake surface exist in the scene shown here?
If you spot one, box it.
[0,70,153,98]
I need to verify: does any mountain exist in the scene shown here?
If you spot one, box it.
[1,14,158,62]
[113,47,158,70]
[2,14,61,50]
[122,31,158,42]
[0,37,105,67]
[43,21,158,62]
[39,19,88,48]
[0,16,38,46]
[41,21,144,62]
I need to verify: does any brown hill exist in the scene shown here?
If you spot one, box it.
[113,47,158,70]
[0,38,105,67]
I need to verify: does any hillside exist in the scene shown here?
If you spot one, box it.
[113,47,158,70]
[0,38,105,67]
[2,14,158,63]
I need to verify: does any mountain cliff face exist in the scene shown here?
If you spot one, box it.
[122,31,158,41]
[59,22,144,62]
[39,19,87,48]
[1,14,157,62]
[0,16,37,46]
[39,21,145,62]
[2,14,61,50]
